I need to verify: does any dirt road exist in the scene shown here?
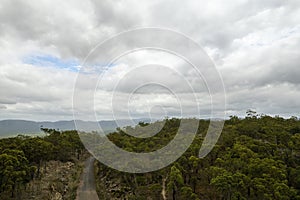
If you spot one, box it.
[76,156,99,200]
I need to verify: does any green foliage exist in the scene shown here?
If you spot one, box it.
[167,165,184,199]
[0,150,30,197]
[0,129,85,198]
[95,115,300,199]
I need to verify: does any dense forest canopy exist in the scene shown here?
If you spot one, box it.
[96,113,300,200]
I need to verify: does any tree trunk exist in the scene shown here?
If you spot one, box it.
[247,187,251,200]
[161,177,167,200]
[11,182,16,198]
[172,187,176,200]
[37,160,41,178]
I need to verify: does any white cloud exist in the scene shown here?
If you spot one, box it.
[0,0,300,120]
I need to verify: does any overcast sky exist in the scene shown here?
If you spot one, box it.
[0,0,300,121]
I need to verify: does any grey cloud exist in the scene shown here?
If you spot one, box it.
[146,0,300,66]
[220,33,300,92]
[1,0,299,59]
[226,83,300,116]
[0,105,7,110]
[90,0,143,31]
[0,0,91,59]
[0,98,16,105]
[0,0,145,60]
[0,0,300,120]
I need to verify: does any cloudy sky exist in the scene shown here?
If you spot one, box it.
[0,0,300,121]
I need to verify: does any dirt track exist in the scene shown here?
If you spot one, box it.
[76,157,99,200]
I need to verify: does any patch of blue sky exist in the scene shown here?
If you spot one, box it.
[23,54,80,72]
[23,54,118,73]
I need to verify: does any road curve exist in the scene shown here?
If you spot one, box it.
[76,156,99,200]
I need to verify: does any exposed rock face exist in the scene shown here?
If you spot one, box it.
[19,159,85,200]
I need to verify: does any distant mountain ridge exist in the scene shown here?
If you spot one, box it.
[0,119,150,138]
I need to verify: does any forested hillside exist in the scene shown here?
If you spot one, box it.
[95,113,300,200]
[0,129,86,199]
[1,113,300,200]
